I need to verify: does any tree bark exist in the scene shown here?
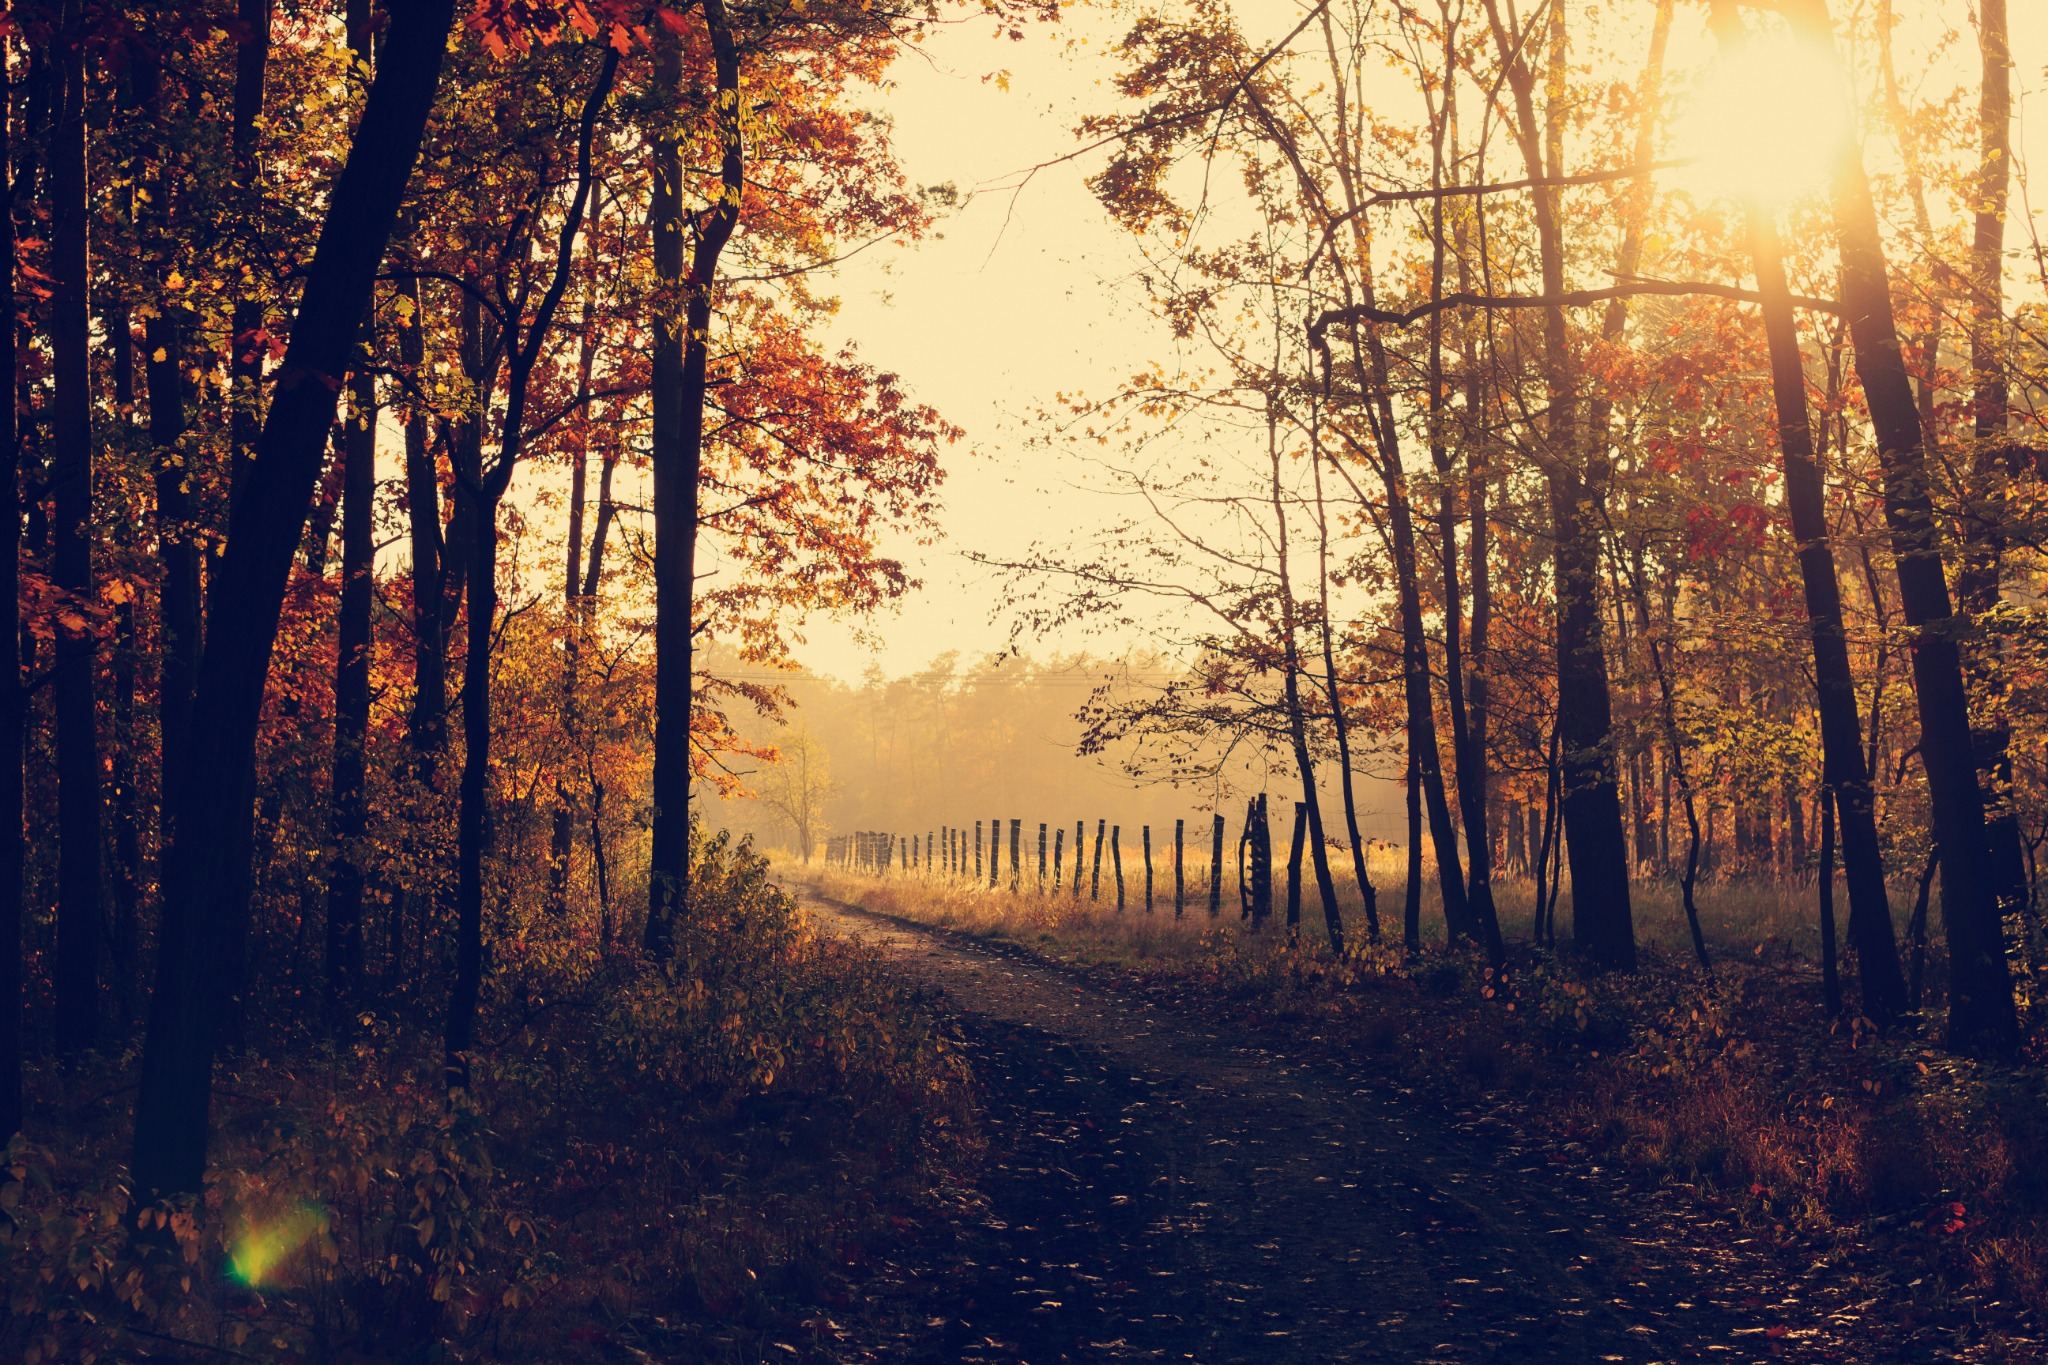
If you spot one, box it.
[646,0,742,959]
[399,271,445,773]
[221,0,273,543]
[131,0,458,1203]
[0,58,22,1138]
[324,359,374,1031]
[1740,198,1906,1020]
[50,1,100,1053]
[1483,0,1635,970]
[1788,0,2015,1051]
[1952,0,2030,931]
[446,45,614,1084]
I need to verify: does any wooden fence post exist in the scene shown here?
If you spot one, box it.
[1143,825,1153,912]
[974,821,982,882]
[1073,821,1084,895]
[1250,794,1272,923]
[1209,814,1225,916]
[1038,822,1047,891]
[1090,819,1105,901]
[989,816,999,889]
[1112,825,1124,910]
[1054,826,1064,891]
[1174,819,1185,918]
[1286,800,1308,935]
[1009,818,1021,891]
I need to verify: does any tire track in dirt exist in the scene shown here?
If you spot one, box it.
[799,888,1873,1364]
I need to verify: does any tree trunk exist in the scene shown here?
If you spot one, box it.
[324,359,374,1030]
[1425,33,1498,963]
[222,0,273,541]
[1,62,22,1138]
[399,270,445,773]
[131,0,457,1203]
[446,44,613,1078]
[1818,787,1841,1017]
[446,502,491,1083]
[50,3,100,1053]
[1268,391,1345,953]
[1790,0,2015,1050]
[1738,197,1906,1020]
[1953,0,2030,932]
[646,0,742,959]
[1286,801,1308,935]
[132,43,202,824]
[1484,0,1634,970]
[1309,429,1377,942]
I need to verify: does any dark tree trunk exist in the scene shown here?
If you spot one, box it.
[50,4,101,1054]
[446,45,613,1081]
[550,255,600,917]
[130,0,458,1203]
[110,597,141,1035]
[1741,200,1906,1020]
[1818,787,1842,1018]
[1404,747,1422,953]
[1286,801,1308,935]
[446,503,492,1081]
[646,0,741,959]
[398,272,445,773]
[222,0,273,536]
[0,61,22,1138]
[1424,50,1498,963]
[1485,0,1634,969]
[1268,400,1344,953]
[1953,0,2030,932]
[1791,0,2015,1050]
[132,44,201,822]
[324,362,374,1030]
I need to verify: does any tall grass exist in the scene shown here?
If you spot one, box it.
[778,846,1934,967]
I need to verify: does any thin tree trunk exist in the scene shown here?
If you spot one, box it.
[50,2,100,1053]
[1,58,22,1135]
[1737,196,1906,1020]
[221,0,273,544]
[132,44,201,826]
[1484,0,1635,970]
[1952,0,2030,930]
[1789,0,2015,1051]
[1403,749,1422,953]
[1818,787,1841,1017]
[130,0,457,1203]
[446,46,614,1083]
[1267,381,1345,953]
[399,272,446,773]
[646,0,742,959]
[324,357,374,1030]
[1308,416,1377,942]
[1426,19,1498,962]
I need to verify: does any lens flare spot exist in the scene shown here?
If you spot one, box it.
[1673,29,1853,208]
[226,1202,327,1288]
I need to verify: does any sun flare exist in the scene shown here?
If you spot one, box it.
[1673,31,1855,207]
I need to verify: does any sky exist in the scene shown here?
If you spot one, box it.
[778,0,2048,686]
[794,9,1154,681]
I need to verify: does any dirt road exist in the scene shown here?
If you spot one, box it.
[796,889,1905,1365]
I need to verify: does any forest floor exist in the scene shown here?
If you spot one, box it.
[791,884,2037,1365]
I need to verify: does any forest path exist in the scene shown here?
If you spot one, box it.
[795,888,1874,1365]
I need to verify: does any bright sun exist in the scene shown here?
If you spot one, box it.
[1672,30,1855,208]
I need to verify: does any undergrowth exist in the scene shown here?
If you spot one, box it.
[1,834,975,1362]
[792,859,2048,1334]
